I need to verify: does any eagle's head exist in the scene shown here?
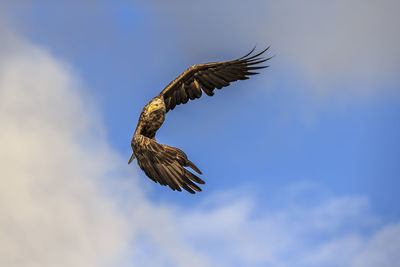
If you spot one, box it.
[146,97,165,114]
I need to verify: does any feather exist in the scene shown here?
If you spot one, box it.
[190,80,202,98]
[195,74,214,91]
[179,83,189,103]
[185,169,205,184]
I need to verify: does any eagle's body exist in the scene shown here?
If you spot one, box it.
[129,47,271,194]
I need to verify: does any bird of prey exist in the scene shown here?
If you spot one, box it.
[129,47,271,194]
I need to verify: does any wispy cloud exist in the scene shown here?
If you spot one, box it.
[146,0,400,97]
[176,190,399,267]
[1,21,399,267]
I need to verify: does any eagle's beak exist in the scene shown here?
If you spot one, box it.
[128,153,135,164]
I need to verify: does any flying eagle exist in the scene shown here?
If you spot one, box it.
[129,47,271,194]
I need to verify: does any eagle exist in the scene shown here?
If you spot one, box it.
[129,47,271,194]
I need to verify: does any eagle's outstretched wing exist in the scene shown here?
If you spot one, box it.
[133,135,205,194]
[159,46,271,111]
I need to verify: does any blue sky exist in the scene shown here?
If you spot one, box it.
[1,1,399,267]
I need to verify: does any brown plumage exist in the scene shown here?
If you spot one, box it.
[129,47,271,193]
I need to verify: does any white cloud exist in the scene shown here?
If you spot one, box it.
[1,22,399,267]
[0,30,131,267]
[352,224,400,267]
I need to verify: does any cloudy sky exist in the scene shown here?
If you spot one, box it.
[1,1,399,266]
